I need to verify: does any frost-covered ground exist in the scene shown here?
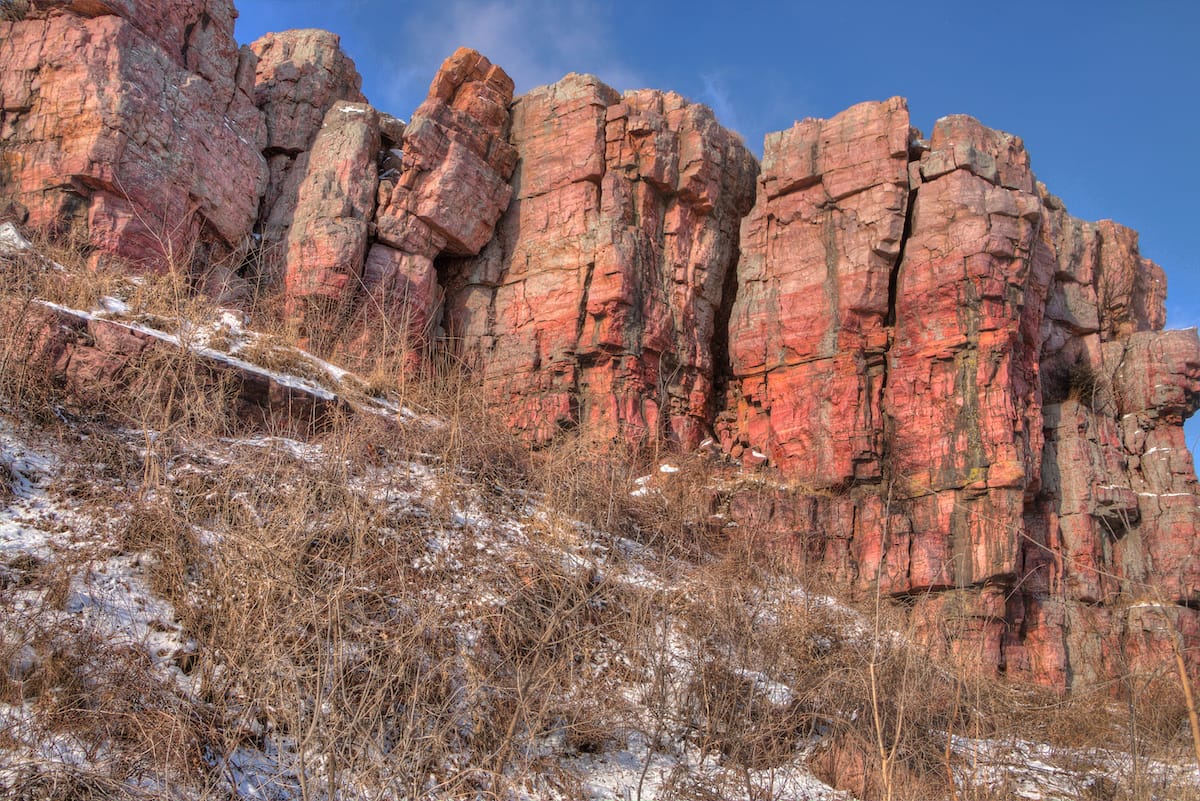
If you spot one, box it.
[0,414,853,800]
[0,417,194,795]
[3,409,1197,800]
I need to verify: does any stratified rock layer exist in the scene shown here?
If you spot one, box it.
[725,104,1200,690]
[442,74,758,445]
[0,0,266,269]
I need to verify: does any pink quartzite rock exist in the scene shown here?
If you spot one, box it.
[283,102,380,348]
[441,74,758,446]
[727,97,911,482]
[375,47,516,258]
[251,29,367,255]
[357,48,516,362]
[885,116,1045,593]
[4,9,1200,692]
[722,106,1200,691]
[281,48,516,360]
[0,0,266,270]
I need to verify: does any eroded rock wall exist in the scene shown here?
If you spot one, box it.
[723,103,1200,690]
[441,74,758,445]
[725,97,911,481]
[1,6,1197,690]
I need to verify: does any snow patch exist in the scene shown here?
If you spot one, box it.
[0,221,33,253]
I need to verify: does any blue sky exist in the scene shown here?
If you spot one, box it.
[235,0,1200,447]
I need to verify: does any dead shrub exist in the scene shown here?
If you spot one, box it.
[0,605,206,793]
[405,358,535,497]
[627,452,725,557]
[685,660,814,769]
[1043,353,1110,411]
[530,432,640,537]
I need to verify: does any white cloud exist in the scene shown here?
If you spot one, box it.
[394,0,642,100]
[699,73,740,134]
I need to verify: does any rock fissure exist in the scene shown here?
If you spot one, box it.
[710,235,742,413]
[885,184,918,329]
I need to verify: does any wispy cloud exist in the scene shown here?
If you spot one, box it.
[698,73,740,134]
[363,0,640,115]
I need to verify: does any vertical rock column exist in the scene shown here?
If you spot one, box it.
[0,0,266,270]
[727,97,912,481]
[283,102,380,350]
[251,29,368,277]
[281,48,516,359]
[441,75,758,446]
[885,117,1050,671]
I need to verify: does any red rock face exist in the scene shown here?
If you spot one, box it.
[0,0,266,270]
[283,102,380,348]
[251,29,367,259]
[3,7,1198,691]
[375,48,517,258]
[441,74,758,446]
[726,98,911,482]
[280,47,516,359]
[724,107,1200,691]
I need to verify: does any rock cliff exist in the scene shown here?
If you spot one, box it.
[2,0,1198,691]
[439,75,758,445]
[723,103,1200,688]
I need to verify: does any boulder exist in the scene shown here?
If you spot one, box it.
[0,0,266,269]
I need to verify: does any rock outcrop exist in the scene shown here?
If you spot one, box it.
[283,101,381,348]
[0,0,266,270]
[281,47,517,358]
[1,4,1198,691]
[362,47,517,362]
[251,29,367,262]
[14,300,343,428]
[722,104,1200,690]
[724,97,911,480]
[441,74,758,445]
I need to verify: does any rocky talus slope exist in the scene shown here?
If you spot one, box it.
[2,0,1198,691]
